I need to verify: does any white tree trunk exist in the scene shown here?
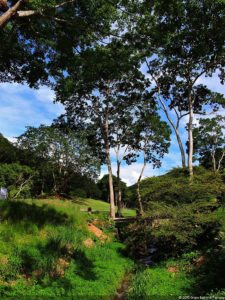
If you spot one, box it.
[188,97,194,178]
[116,160,123,216]
[103,117,115,219]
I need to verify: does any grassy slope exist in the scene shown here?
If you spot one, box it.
[129,167,225,206]
[26,198,136,217]
[0,198,134,297]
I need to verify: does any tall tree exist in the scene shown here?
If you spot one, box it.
[193,115,225,173]
[17,125,99,194]
[55,44,150,218]
[0,133,17,163]
[131,109,171,216]
[112,112,140,216]
[124,0,225,177]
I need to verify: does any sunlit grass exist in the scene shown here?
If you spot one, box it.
[0,199,134,297]
[25,197,136,217]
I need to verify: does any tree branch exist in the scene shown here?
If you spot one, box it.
[0,0,25,28]
[0,0,76,28]
[217,150,225,172]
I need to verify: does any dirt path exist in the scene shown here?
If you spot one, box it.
[114,272,132,300]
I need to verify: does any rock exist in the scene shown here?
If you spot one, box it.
[0,256,8,265]
[167,266,179,273]
[87,223,108,241]
[193,255,206,268]
[83,238,94,248]
[50,258,70,278]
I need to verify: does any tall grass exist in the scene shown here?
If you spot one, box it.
[0,199,133,297]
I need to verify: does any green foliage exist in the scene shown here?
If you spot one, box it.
[130,167,225,206]
[0,134,17,164]
[193,116,225,172]
[98,174,129,204]
[17,125,100,196]
[69,188,87,198]
[125,200,221,259]
[0,0,119,88]
[0,163,34,199]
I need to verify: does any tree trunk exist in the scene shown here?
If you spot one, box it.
[157,94,186,168]
[136,156,146,216]
[116,160,123,217]
[106,154,115,218]
[136,180,144,217]
[175,128,186,168]
[147,69,187,168]
[103,117,115,219]
[188,97,194,178]
[52,171,57,194]
[0,0,25,28]
[41,180,45,195]
[217,150,225,172]
[211,151,217,172]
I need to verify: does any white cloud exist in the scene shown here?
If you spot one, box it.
[0,83,64,138]
[6,137,17,144]
[100,162,156,186]
[196,73,224,95]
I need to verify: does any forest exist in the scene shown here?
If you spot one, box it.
[0,0,225,298]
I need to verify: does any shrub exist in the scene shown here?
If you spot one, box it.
[69,188,87,198]
[124,201,221,259]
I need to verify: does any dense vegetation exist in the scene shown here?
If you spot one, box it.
[127,206,225,298]
[124,168,225,297]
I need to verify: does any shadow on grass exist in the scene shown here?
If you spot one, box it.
[0,200,69,227]
[72,249,97,280]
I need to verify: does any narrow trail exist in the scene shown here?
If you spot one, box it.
[114,272,132,300]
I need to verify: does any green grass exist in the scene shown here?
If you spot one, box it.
[127,262,194,299]
[76,198,136,217]
[0,199,134,298]
[24,197,136,217]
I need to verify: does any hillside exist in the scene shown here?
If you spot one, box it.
[0,198,134,298]
[129,167,225,208]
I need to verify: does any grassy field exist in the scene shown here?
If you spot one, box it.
[0,198,134,298]
[26,197,136,218]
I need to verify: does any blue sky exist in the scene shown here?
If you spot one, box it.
[0,75,224,186]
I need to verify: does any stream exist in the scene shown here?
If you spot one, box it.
[114,244,157,299]
[114,272,132,300]
[114,223,158,299]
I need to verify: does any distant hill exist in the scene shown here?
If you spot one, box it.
[0,133,18,163]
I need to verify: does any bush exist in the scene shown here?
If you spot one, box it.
[124,201,221,259]
[69,188,87,198]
